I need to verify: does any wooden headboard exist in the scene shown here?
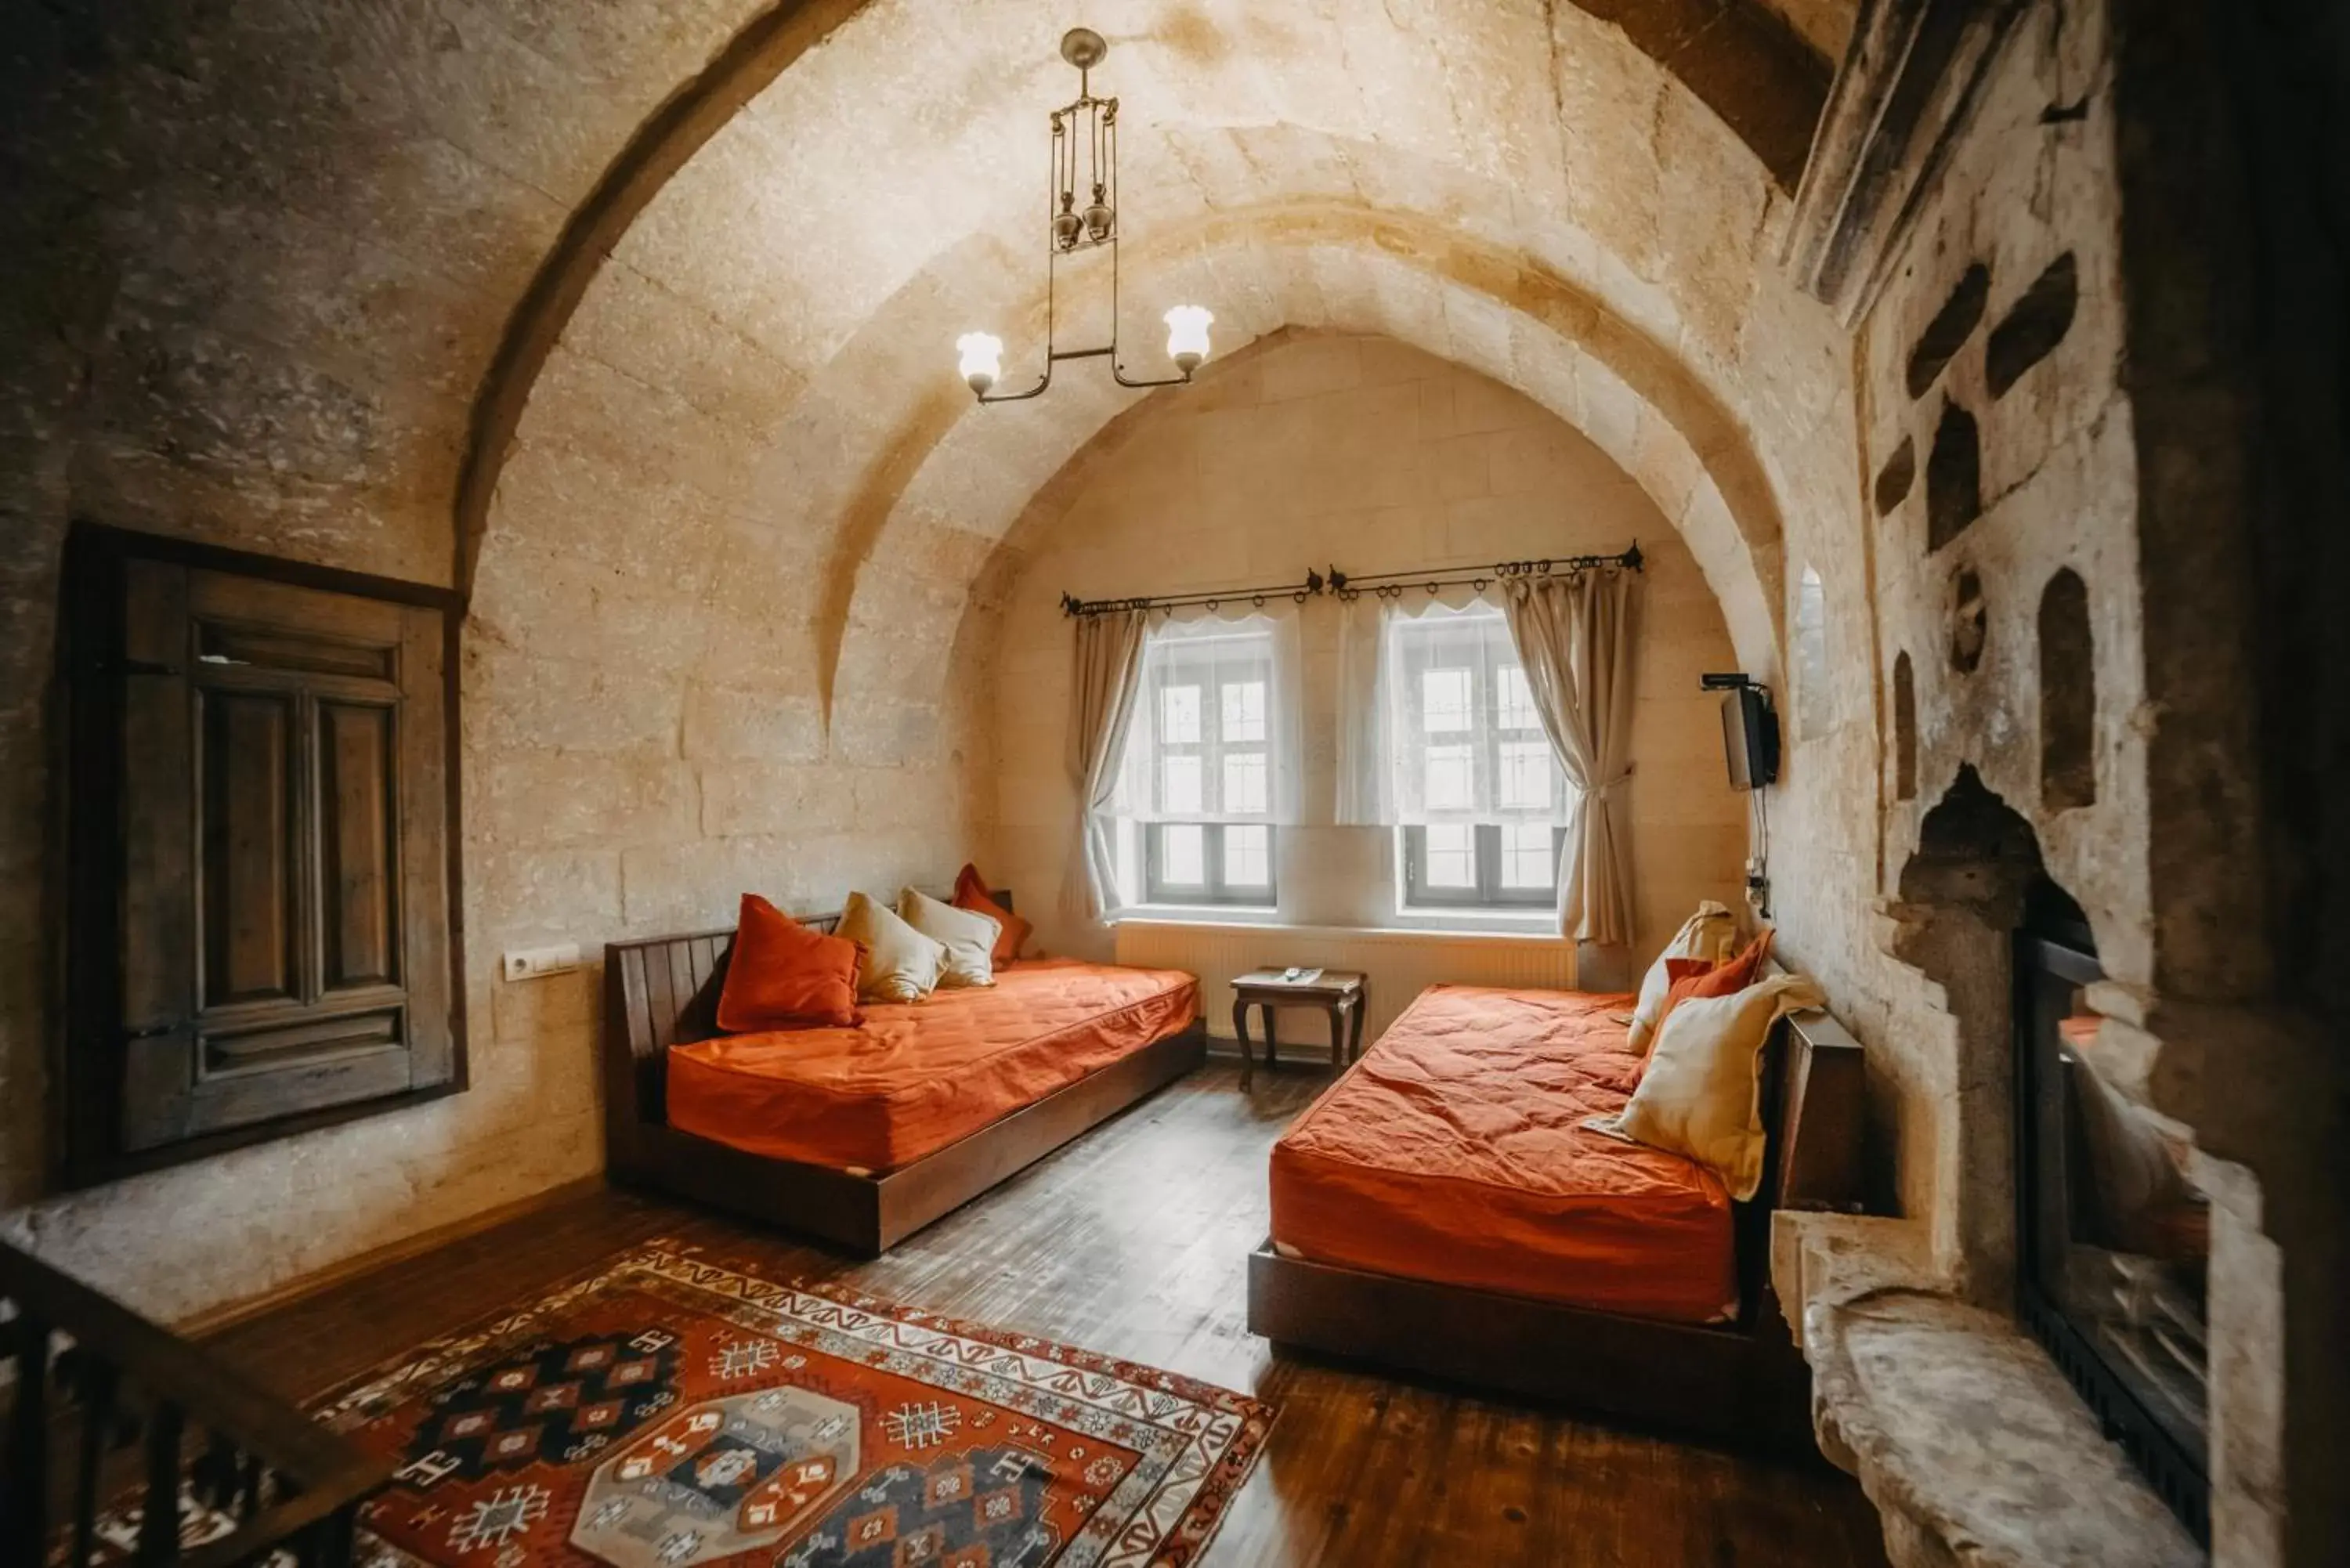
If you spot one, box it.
[598,892,1010,1168]
[1730,1002,1867,1319]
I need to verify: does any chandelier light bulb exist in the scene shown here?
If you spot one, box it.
[1054,208,1084,249]
[1163,305,1213,373]
[957,331,1003,395]
[1084,199,1115,243]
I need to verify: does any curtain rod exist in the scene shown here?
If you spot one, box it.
[1058,543,1642,617]
[1328,542,1643,601]
[1060,571,1330,618]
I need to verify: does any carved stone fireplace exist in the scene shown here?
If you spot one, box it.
[1769,767,2211,1567]
[2015,880,2209,1538]
[1760,0,2345,1561]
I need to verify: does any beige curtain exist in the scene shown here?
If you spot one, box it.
[1502,569,1639,945]
[1061,608,1149,922]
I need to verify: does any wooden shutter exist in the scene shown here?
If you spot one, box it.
[62,529,461,1183]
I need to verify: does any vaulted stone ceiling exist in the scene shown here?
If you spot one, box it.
[5,0,1867,966]
[7,1,1852,624]
[459,0,1860,778]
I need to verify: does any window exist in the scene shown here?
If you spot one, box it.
[1401,822,1567,907]
[1117,622,1282,907]
[1386,602,1570,912]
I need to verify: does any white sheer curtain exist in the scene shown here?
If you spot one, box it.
[1379,595,1569,830]
[1333,589,1574,909]
[1108,604,1304,902]
[1333,594,1393,826]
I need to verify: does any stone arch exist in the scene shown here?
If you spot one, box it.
[1891,763,2049,1299]
[2038,568,2095,810]
[819,206,1815,748]
[1795,563,1830,739]
[454,0,1835,593]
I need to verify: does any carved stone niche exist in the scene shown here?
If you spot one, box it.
[1779,0,2030,325]
[1774,766,2206,1568]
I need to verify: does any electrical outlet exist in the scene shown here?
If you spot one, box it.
[503,942,580,982]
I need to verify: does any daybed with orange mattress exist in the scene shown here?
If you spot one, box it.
[1249,981,1863,1447]
[601,901,1206,1255]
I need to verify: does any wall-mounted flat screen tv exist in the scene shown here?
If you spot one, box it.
[1721,685,1781,791]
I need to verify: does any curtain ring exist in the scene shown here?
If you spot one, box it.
[1251,594,1266,608]
[1204,598,1219,611]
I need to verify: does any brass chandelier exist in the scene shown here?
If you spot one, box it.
[956,27,1213,403]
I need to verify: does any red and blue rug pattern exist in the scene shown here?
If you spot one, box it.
[296,1245,1272,1568]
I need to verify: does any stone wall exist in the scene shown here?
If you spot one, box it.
[1792,0,2348,1560]
[1853,0,2143,1279]
[988,331,1748,964]
[0,0,772,1321]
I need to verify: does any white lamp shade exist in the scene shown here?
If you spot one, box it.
[1163,305,1213,370]
[956,331,1003,391]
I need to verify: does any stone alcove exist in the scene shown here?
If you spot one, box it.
[1777,764,2207,1567]
[1887,764,2046,1302]
[2038,569,2096,810]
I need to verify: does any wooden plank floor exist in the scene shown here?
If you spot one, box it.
[205,1061,1890,1568]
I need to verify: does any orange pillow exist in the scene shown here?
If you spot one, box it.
[1647,930,1776,1059]
[715,894,862,1031]
[953,864,1030,966]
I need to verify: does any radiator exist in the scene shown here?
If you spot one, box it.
[1114,921,1577,1050]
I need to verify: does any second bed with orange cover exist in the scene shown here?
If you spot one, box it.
[1268,984,1740,1324]
[667,958,1198,1173]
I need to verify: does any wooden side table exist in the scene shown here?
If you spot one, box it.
[1231,969,1367,1089]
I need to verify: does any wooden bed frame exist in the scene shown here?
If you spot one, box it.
[1246,1004,1866,1450]
[599,896,1208,1256]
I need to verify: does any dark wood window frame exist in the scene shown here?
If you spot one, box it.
[1142,822,1278,908]
[1398,822,1566,910]
[56,523,468,1190]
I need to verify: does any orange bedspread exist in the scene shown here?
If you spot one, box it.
[1269,984,1739,1324]
[667,958,1198,1172]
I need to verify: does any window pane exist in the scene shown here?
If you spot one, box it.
[1497,739,1554,811]
[1424,743,1475,812]
[1161,683,1201,744]
[1501,822,1556,889]
[1224,824,1271,887]
[1162,754,1203,815]
[1496,665,1539,731]
[1222,750,1268,816]
[1162,823,1206,885]
[1220,679,1266,743]
[1423,823,1477,887]
[1421,667,1473,733]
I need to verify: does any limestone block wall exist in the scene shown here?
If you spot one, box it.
[1832,2,2315,1558]
[1853,0,2146,1253]
[0,1,771,1321]
[987,332,1748,967]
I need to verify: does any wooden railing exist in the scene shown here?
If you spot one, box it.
[1,1240,386,1567]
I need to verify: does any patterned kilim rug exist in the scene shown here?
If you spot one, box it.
[123,1243,1274,1568]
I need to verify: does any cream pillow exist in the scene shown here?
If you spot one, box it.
[1596,971,1824,1200]
[836,891,948,1003]
[1625,900,1738,1052]
[897,887,1000,988]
